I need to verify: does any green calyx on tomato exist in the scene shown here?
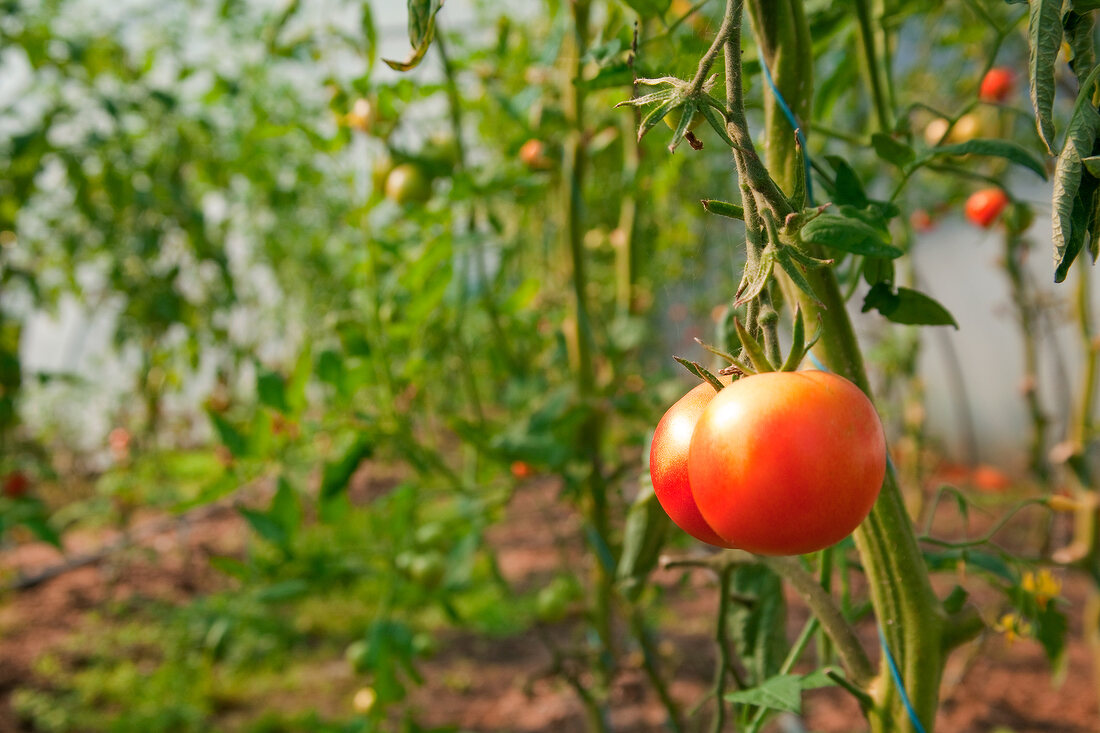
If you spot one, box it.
[651,370,886,555]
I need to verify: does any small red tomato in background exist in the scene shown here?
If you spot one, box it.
[965,188,1009,228]
[519,139,552,171]
[2,471,30,498]
[971,464,1012,493]
[650,379,734,548]
[909,209,934,232]
[510,461,533,479]
[979,67,1015,103]
[108,427,132,462]
[688,371,885,556]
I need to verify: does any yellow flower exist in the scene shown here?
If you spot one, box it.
[994,613,1032,644]
[1022,569,1062,610]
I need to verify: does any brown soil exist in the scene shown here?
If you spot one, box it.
[0,476,1097,732]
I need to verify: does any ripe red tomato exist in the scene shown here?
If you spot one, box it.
[979,67,1015,103]
[687,371,885,555]
[965,188,1009,228]
[650,379,735,548]
[2,471,30,498]
[510,460,533,479]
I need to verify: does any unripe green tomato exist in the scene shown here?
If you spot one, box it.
[535,576,578,622]
[423,132,459,166]
[346,640,371,673]
[1002,202,1034,234]
[414,521,448,549]
[663,107,703,132]
[405,550,447,588]
[371,154,395,197]
[384,163,432,205]
[412,632,438,658]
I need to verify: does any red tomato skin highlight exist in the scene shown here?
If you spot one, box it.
[687,371,886,556]
[965,188,1009,228]
[650,380,735,548]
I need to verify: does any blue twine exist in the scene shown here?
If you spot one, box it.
[759,58,815,206]
[878,624,928,733]
[807,353,925,733]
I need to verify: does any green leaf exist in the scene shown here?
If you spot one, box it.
[285,341,311,413]
[871,132,915,168]
[790,133,808,208]
[780,306,820,371]
[862,256,895,287]
[800,213,902,258]
[270,476,302,536]
[1028,0,1063,153]
[382,0,444,72]
[1064,11,1097,81]
[724,674,803,714]
[256,369,288,413]
[673,357,727,391]
[919,139,1047,180]
[616,486,669,601]
[734,248,775,305]
[1083,156,1100,178]
[1034,602,1068,671]
[1052,64,1100,282]
[923,549,1016,583]
[621,0,671,16]
[239,506,289,548]
[733,319,775,373]
[697,98,735,146]
[861,284,958,328]
[824,156,868,207]
[798,669,837,689]
[702,199,745,220]
[209,555,250,580]
[210,413,248,457]
[320,433,373,506]
[943,585,969,614]
[726,565,787,681]
[774,247,824,307]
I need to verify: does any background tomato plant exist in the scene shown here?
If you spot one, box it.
[1,0,1099,731]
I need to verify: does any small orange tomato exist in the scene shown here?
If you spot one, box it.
[650,379,734,548]
[510,461,533,479]
[979,67,1015,103]
[519,139,552,170]
[965,188,1009,228]
[909,209,934,233]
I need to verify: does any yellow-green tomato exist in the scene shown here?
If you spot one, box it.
[664,107,703,132]
[384,163,432,205]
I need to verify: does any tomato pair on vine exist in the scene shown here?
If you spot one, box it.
[650,370,886,555]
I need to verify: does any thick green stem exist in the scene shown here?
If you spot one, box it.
[630,608,685,733]
[853,0,892,132]
[710,565,734,733]
[1003,233,1049,481]
[745,0,813,198]
[562,0,615,701]
[745,2,947,731]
